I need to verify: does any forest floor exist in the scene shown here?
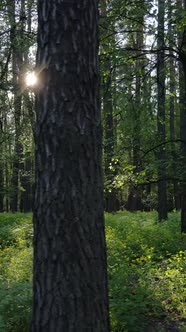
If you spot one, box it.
[106,211,186,332]
[0,211,186,331]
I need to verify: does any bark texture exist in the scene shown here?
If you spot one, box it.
[31,1,110,331]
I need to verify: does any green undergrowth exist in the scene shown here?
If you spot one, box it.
[0,213,32,332]
[1,211,186,331]
[106,211,186,331]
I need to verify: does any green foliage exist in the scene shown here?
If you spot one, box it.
[0,213,32,332]
[106,211,186,332]
[0,283,32,332]
[0,213,32,248]
[1,212,186,331]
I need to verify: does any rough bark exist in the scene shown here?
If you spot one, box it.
[157,0,168,220]
[31,1,110,331]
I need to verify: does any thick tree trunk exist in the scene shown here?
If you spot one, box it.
[31,2,110,331]
[157,0,168,220]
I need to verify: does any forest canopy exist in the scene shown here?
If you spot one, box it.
[0,0,186,229]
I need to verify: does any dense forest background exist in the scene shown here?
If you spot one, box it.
[2,1,186,331]
[1,0,186,226]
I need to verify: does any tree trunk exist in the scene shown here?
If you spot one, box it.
[179,57,186,232]
[127,8,144,212]
[31,1,110,331]
[157,0,168,220]
[177,0,186,231]
[8,0,23,212]
[0,117,4,211]
[3,114,10,212]
[100,0,117,212]
[0,163,4,212]
[20,155,33,212]
[168,0,180,210]
[180,60,186,232]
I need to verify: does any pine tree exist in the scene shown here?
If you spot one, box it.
[31,1,110,330]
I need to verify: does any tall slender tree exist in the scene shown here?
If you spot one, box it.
[0,139,4,212]
[100,0,118,212]
[7,0,25,212]
[168,0,180,210]
[126,11,145,212]
[178,0,186,232]
[157,0,168,220]
[31,1,110,331]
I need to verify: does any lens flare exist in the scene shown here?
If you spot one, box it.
[25,72,37,87]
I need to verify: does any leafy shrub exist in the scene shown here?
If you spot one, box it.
[0,282,32,332]
[1,211,186,331]
[0,213,32,332]
[106,211,186,331]
[0,213,32,249]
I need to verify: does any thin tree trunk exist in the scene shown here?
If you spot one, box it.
[179,58,186,232]
[0,116,4,211]
[168,0,180,210]
[127,9,144,212]
[177,0,186,231]
[8,0,23,212]
[3,114,10,212]
[157,0,168,220]
[100,0,117,212]
[20,155,33,212]
[0,162,4,212]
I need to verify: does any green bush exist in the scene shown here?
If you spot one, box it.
[0,213,32,332]
[0,282,32,332]
[0,213,32,249]
[1,211,186,331]
[106,211,186,331]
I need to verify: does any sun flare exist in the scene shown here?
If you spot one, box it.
[25,72,37,87]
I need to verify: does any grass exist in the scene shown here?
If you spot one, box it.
[0,213,32,332]
[0,211,186,331]
[106,211,186,331]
